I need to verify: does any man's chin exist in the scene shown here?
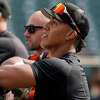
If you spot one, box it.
[41,42,47,49]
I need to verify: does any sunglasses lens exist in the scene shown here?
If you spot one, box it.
[25,26,35,34]
[29,26,35,33]
[24,25,43,34]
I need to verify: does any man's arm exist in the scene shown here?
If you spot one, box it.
[0,62,36,88]
[1,56,34,65]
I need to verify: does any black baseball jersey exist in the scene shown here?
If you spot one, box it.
[31,53,90,100]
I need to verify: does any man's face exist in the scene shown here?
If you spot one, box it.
[41,19,73,49]
[24,24,43,50]
[24,13,49,50]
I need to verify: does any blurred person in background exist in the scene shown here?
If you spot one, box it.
[24,10,49,61]
[0,0,28,63]
[0,0,28,99]
[20,10,50,99]
[0,2,90,100]
[89,68,100,100]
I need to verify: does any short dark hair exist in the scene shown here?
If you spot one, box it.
[0,0,11,19]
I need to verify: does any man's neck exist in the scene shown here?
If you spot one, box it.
[32,48,43,56]
[47,44,76,58]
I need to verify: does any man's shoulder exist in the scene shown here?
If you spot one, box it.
[34,57,72,74]
[0,31,12,37]
[0,32,12,48]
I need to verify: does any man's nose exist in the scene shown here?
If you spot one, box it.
[24,31,30,37]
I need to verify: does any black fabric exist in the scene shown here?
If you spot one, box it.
[31,53,90,100]
[0,31,28,64]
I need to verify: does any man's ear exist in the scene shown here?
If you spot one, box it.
[65,31,77,40]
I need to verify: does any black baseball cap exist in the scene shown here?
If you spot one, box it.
[41,2,89,40]
[0,0,11,19]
